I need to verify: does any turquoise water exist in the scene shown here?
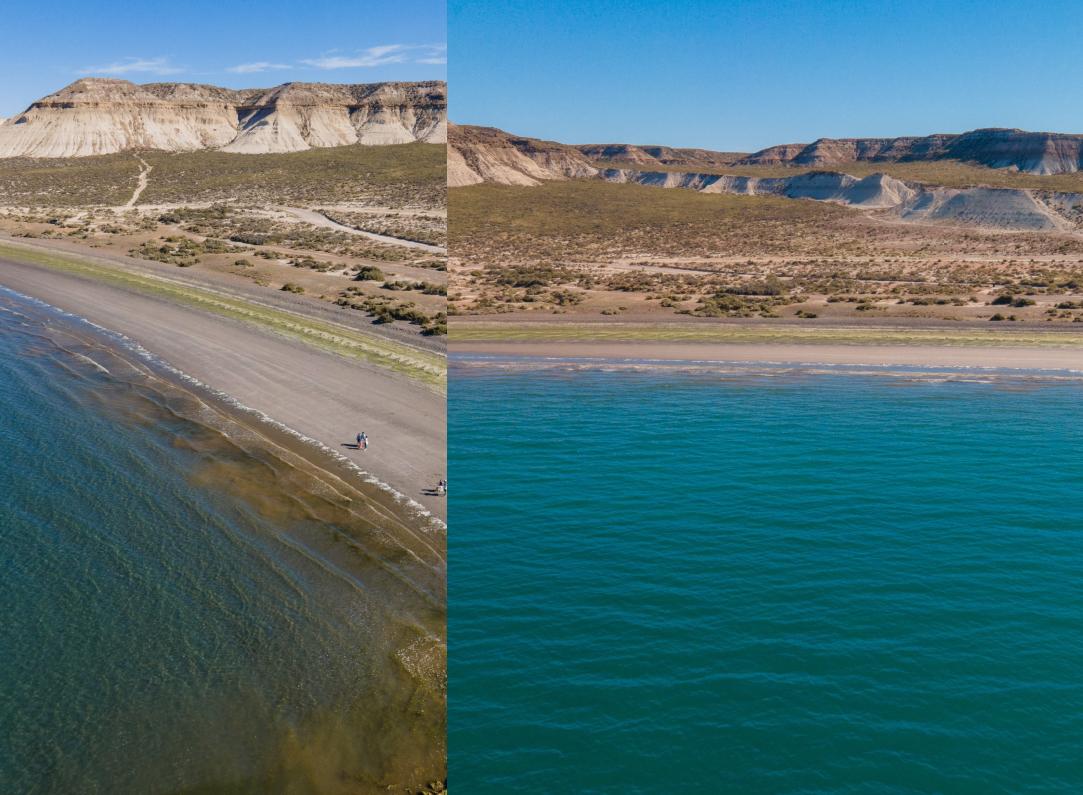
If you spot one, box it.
[0,289,445,794]
[450,356,1083,793]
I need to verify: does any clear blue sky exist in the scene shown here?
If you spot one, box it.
[450,0,1083,152]
[2,0,445,116]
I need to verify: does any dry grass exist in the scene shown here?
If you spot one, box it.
[0,143,447,209]
[0,155,138,205]
[143,144,446,208]
[449,179,1083,324]
[450,180,851,260]
[0,143,448,335]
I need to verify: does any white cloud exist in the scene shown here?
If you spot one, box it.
[78,57,184,76]
[302,44,409,69]
[415,44,446,65]
[302,43,446,69]
[226,61,291,74]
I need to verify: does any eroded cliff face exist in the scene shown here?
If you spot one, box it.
[598,166,1083,231]
[449,123,1083,230]
[739,129,1083,175]
[0,78,447,158]
[455,124,1083,180]
[448,124,597,186]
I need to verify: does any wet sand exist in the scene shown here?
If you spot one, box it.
[0,254,447,522]
[451,339,1083,371]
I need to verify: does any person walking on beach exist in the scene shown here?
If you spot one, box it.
[356,432,368,450]
[436,479,446,496]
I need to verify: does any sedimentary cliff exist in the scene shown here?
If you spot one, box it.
[0,78,447,158]
[599,167,1083,231]
[739,129,1083,176]
[451,124,1083,230]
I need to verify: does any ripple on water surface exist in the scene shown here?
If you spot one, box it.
[0,289,446,794]
[450,356,1083,794]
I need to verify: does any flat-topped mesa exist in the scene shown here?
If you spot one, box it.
[0,77,447,158]
[945,128,1083,175]
[739,128,1083,175]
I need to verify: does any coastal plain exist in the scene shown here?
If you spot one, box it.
[0,77,449,792]
[449,124,1083,370]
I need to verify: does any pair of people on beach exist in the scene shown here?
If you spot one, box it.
[436,479,447,496]
[356,432,369,450]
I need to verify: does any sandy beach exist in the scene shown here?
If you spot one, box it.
[0,246,447,523]
[451,339,1083,372]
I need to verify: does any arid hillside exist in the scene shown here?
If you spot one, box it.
[448,124,597,186]
[449,125,1083,327]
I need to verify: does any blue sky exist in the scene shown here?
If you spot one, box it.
[1,0,445,116]
[451,0,1083,152]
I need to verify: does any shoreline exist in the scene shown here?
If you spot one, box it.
[1,288,447,791]
[4,282,444,528]
[0,232,446,355]
[0,245,447,523]
[450,340,1083,372]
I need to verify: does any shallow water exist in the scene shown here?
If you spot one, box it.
[0,289,445,794]
[450,355,1083,793]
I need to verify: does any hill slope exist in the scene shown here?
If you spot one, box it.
[448,124,596,186]
[451,125,1083,230]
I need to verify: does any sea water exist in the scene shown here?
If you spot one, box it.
[0,288,445,794]
[450,356,1083,794]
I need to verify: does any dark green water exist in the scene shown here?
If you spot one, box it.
[0,289,445,794]
[450,356,1083,794]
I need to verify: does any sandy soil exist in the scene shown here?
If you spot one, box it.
[0,255,447,522]
[451,339,1083,371]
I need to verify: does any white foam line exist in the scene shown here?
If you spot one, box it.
[0,285,445,531]
[69,351,110,374]
[450,352,1083,379]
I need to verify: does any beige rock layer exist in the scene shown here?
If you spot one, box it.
[739,128,1083,176]
[0,78,447,158]
[450,124,1083,230]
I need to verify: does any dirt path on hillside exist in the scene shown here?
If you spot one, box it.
[283,207,447,254]
[123,155,152,209]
